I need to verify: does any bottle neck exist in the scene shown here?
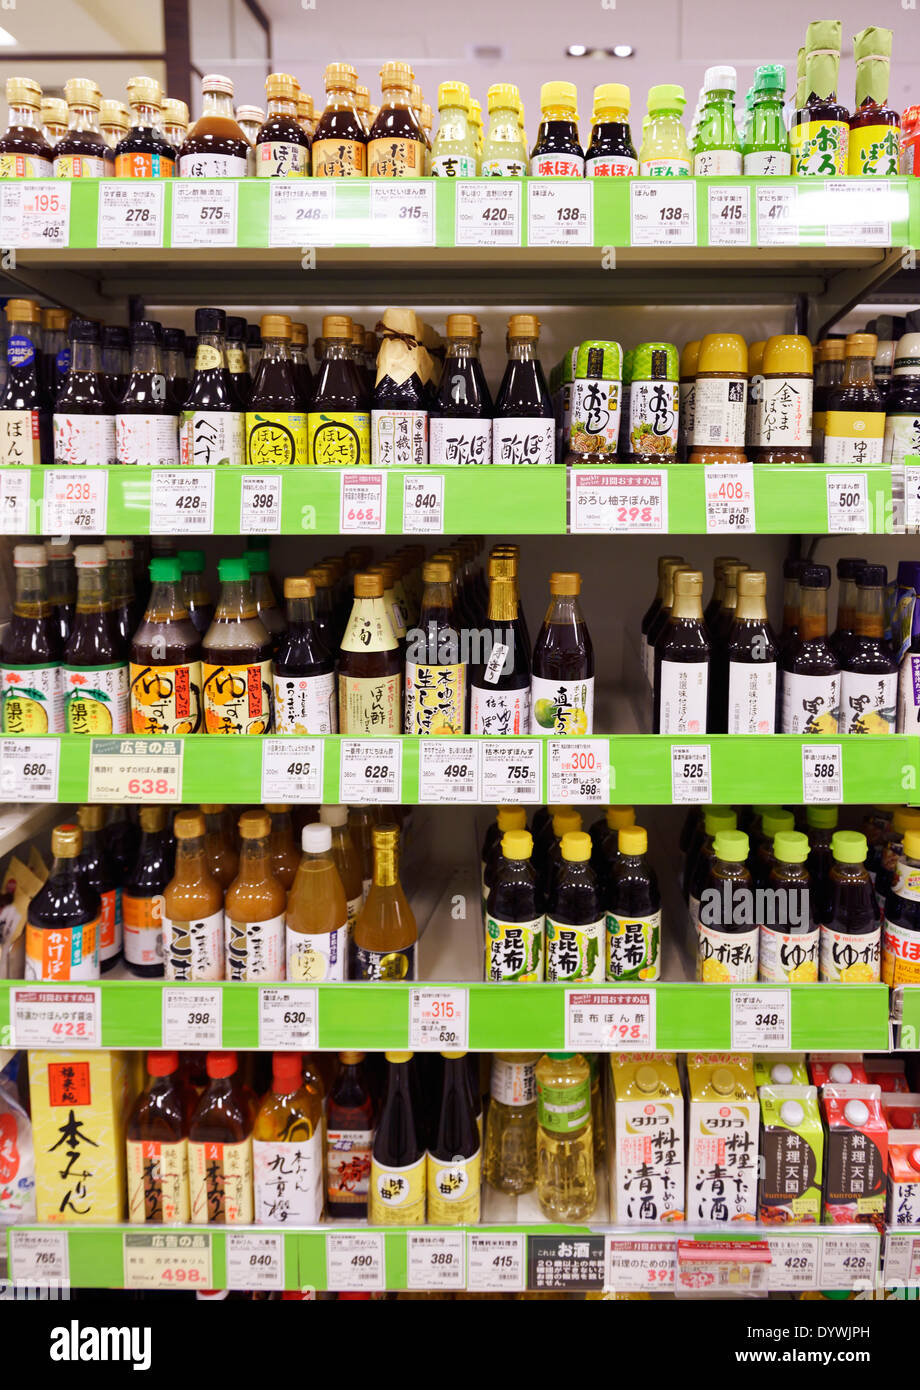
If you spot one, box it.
[343,593,396,651]
[853,585,885,638]
[323,338,350,362]
[595,107,629,125]
[202,89,236,120]
[734,591,766,622]
[509,338,538,362]
[286,594,316,627]
[75,564,109,613]
[236,834,272,882]
[194,331,227,371]
[419,581,455,622]
[130,100,162,130]
[488,574,517,623]
[381,84,413,110]
[48,558,75,604]
[174,834,209,878]
[373,841,399,888]
[545,592,582,625]
[842,354,876,388]
[51,853,80,881]
[130,342,163,375]
[671,590,704,622]
[67,103,102,134]
[216,579,257,621]
[799,586,829,640]
[8,102,41,129]
[262,335,291,364]
[8,318,41,356]
[107,558,133,604]
[541,105,576,125]
[70,340,103,374]
[145,579,190,623]
[447,337,478,363]
[13,564,50,616]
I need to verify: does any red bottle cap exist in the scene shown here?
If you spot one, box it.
[147,1051,179,1077]
[206,1051,238,1079]
[272,1051,304,1093]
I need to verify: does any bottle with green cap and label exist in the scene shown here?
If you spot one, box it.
[129,557,203,734]
[545,831,604,983]
[743,65,791,175]
[201,557,273,735]
[177,549,214,636]
[535,1051,596,1221]
[629,342,679,461]
[756,335,813,463]
[692,66,742,175]
[687,805,737,926]
[606,824,661,981]
[484,828,545,981]
[750,807,795,888]
[848,26,899,176]
[639,84,689,176]
[567,340,622,459]
[697,829,757,982]
[430,81,477,176]
[759,831,819,983]
[819,831,881,983]
[584,82,637,176]
[792,20,849,176]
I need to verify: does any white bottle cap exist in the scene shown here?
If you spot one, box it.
[704,65,737,94]
[302,823,332,853]
[319,804,348,827]
[13,543,47,566]
[771,1063,794,1085]
[73,544,108,567]
[828,1062,854,1084]
[844,1099,870,1127]
[105,537,133,560]
[894,332,920,366]
[779,1099,805,1127]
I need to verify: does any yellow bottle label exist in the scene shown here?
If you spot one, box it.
[847,124,900,177]
[189,1138,254,1224]
[427,1149,481,1225]
[227,348,247,373]
[312,138,367,177]
[793,120,848,176]
[823,410,885,465]
[256,140,308,176]
[338,673,402,736]
[194,343,222,372]
[54,153,108,178]
[368,138,425,177]
[202,659,272,734]
[307,410,370,466]
[0,153,52,178]
[245,410,307,466]
[130,661,203,734]
[405,662,465,736]
[369,1153,426,1224]
[127,1138,190,1223]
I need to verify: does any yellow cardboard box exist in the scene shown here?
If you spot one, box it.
[29,1050,131,1223]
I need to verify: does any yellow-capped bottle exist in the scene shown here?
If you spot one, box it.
[431,81,477,177]
[756,335,813,463]
[245,313,307,467]
[481,83,528,176]
[530,81,583,177]
[535,1051,596,1220]
[484,828,545,982]
[585,83,637,176]
[688,333,748,465]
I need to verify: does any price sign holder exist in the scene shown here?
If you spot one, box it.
[171,182,239,247]
[340,471,386,533]
[226,1232,285,1291]
[369,183,435,245]
[0,737,60,802]
[10,986,101,1048]
[677,1239,771,1294]
[325,1231,385,1292]
[802,743,842,803]
[467,1232,526,1292]
[0,467,32,534]
[704,464,755,533]
[88,738,183,803]
[455,181,521,246]
[630,181,695,246]
[260,738,324,803]
[756,185,799,245]
[269,181,337,246]
[258,986,318,1050]
[123,1231,211,1292]
[42,468,108,533]
[565,988,656,1051]
[409,987,470,1050]
[417,741,480,803]
[707,185,750,246]
[730,987,791,1050]
[240,474,282,534]
[670,744,712,803]
[818,1231,878,1290]
[606,1236,676,1293]
[407,1231,466,1290]
[9,1229,70,1287]
[826,472,869,533]
[98,182,164,247]
[527,181,593,247]
[882,1231,920,1287]
[339,739,402,803]
[569,469,667,534]
[0,181,71,248]
[765,1235,820,1291]
[402,473,444,533]
[479,739,543,804]
[162,986,223,1050]
[546,739,609,803]
[150,470,214,535]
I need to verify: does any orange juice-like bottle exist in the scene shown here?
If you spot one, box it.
[224,809,286,981]
[286,822,349,980]
[163,809,224,981]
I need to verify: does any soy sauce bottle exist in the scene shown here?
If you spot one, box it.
[654,570,710,735]
[116,320,180,467]
[0,298,49,466]
[530,80,584,176]
[102,325,130,403]
[606,825,661,983]
[123,806,171,978]
[26,824,101,981]
[47,541,75,649]
[430,313,492,467]
[545,831,604,984]
[308,314,371,467]
[273,576,337,735]
[585,82,638,176]
[723,570,779,735]
[0,77,53,177]
[76,804,122,973]
[180,307,243,467]
[53,317,116,466]
[367,60,427,177]
[312,62,367,176]
[225,316,252,407]
[531,572,594,736]
[492,314,554,465]
[55,78,112,177]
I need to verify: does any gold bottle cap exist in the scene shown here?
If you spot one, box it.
[762,334,813,376]
[738,570,767,598]
[284,576,314,599]
[5,298,39,323]
[356,85,371,110]
[127,75,163,108]
[6,77,42,108]
[340,1050,366,1063]
[618,825,648,856]
[748,340,766,376]
[845,332,878,356]
[354,571,384,598]
[52,824,82,858]
[711,1066,737,1096]
[560,830,592,862]
[174,810,206,840]
[77,804,106,832]
[200,803,227,814]
[679,340,701,376]
[41,97,68,125]
[385,1050,413,1063]
[322,313,353,340]
[162,97,188,127]
[139,806,167,832]
[411,83,424,111]
[266,72,299,102]
[350,322,366,346]
[264,804,291,813]
[635,1064,660,1094]
[290,321,308,347]
[446,312,477,338]
[202,73,235,97]
[325,62,358,92]
[41,307,71,332]
[820,337,845,361]
[100,99,130,130]
[422,560,452,584]
[260,313,291,339]
[549,571,581,596]
[64,78,102,110]
[364,330,378,353]
[373,824,400,851]
[307,565,333,589]
[507,313,540,339]
[674,570,703,597]
[697,332,748,375]
[380,60,415,91]
[73,544,108,567]
[238,808,270,839]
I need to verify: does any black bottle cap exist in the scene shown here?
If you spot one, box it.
[800,564,831,589]
[195,306,226,336]
[102,324,129,349]
[246,323,263,347]
[68,317,101,344]
[226,315,247,341]
[783,557,805,580]
[131,320,162,344]
[836,556,867,580]
[858,563,887,588]
[163,327,185,352]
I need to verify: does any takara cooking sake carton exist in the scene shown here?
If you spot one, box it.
[821,1083,888,1230]
[686,1054,758,1223]
[29,1050,131,1223]
[611,1053,684,1223]
[758,1084,823,1223]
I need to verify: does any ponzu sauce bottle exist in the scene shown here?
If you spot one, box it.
[180,306,244,467]
[485,828,544,982]
[840,564,898,735]
[1,543,63,734]
[605,825,661,982]
[273,576,336,734]
[369,1051,426,1225]
[351,825,417,980]
[367,61,427,177]
[791,20,849,176]
[848,26,899,176]
[55,78,112,177]
[627,341,678,461]
[245,546,284,651]
[743,64,790,175]
[114,76,175,176]
[246,313,307,467]
[123,806,170,978]
[201,557,273,735]
[545,831,604,983]
[116,319,180,466]
[884,333,920,467]
[781,563,840,734]
[0,298,48,465]
[371,308,428,468]
[130,556,203,734]
[481,83,528,176]
[428,1052,482,1225]
[177,549,214,637]
[531,571,594,735]
[639,84,690,176]
[430,312,492,467]
[126,1051,194,1223]
[823,332,885,466]
[286,822,348,981]
[308,313,371,466]
[530,81,583,177]
[162,98,189,154]
[654,569,709,735]
[696,829,758,982]
[264,804,301,891]
[688,333,748,464]
[756,335,813,463]
[348,806,376,901]
[431,81,477,176]
[224,810,285,982]
[178,73,248,177]
[163,809,224,981]
[62,545,129,734]
[225,315,252,406]
[693,66,742,175]
[338,570,402,735]
[471,557,531,736]
[642,555,686,687]
[100,99,129,153]
[189,1052,254,1225]
[53,317,116,467]
[255,72,309,176]
[289,320,313,402]
[535,1052,596,1220]
[312,63,366,176]
[759,831,819,984]
[253,1052,324,1224]
[585,83,637,177]
[25,823,100,981]
[326,1052,375,1218]
[76,803,122,973]
[0,77,52,177]
[721,570,778,734]
[819,831,881,983]
[405,558,466,736]
[492,313,554,465]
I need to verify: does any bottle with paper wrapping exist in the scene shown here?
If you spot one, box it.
[756,336,813,463]
[688,333,748,464]
[163,810,224,982]
[848,26,899,176]
[371,308,428,467]
[308,314,371,466]
[791,20,849,176]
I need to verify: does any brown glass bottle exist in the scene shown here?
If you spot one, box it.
[338,571,402,735]
[62,545,130,736]
[189,1052,254,1225]
[308,314,371,467]
[531,572,594,736]
[164,810,225,982]
[780,563,840,734]
[225,316,252,406]
[178,73,248,176]
[264,804,301,890]
[0,77,53,177]
[114,75,176,176]
[201,557,273,735]
[830,556,867,663]
[367,60,427,177]
[348,806,376,899]
[200,805,239,890]
[326,1052,374,1218]
[839,563,898,735]
[255,72,310,177]
[779,556,804,660]
[1,544,63,735]
[54,79,113,176]
[811,338,844,462]
[224,809,286,981]
[654,569,710,735]
[130,556,203,735]
[313,63,367,176]
[127,1051,195,1224]
[47,541,75,650]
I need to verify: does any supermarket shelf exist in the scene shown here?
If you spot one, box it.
[898,988,920,1049]
[0,461,907,537]
[0,802,58,859]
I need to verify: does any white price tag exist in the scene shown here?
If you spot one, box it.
[565,988,656,1051]
[606,1237,675,1293]
[42,468,107,533]
[569,469,667,534]
[269,180,337,246]
[88,737,183,803]
[670,744,712,803]
[0,737,60,802]
[10,986,100,1048]
[339,738,402,803]
[883,1232,920,1287]
[824,179,890,246]
[407,1231,466,1289]
[756,185,799,245]
[0,468,31,534]
[98,181,164,247]
[802,743,842,803]
[171,182,239,246]
[766,1236,820,1291]
[0,182,70,247]
[731,987,791,1050]
[260,738,324,803]
[409,987,469,1050]
[708,185,750,246]
[226,1233,285,1291]
[402,473,444,533]
[370,182,435,245]
[826,472,869,533]
[630,181,695,246]
[418,741,480,803]
[122,1232,211,1292]
[150,470,214,535]
[258,986,318,1050]
[240,473,282,534]
[467,1233,526,1292]
[819,1232,878,1291]
[326,1232,385,1292]
[904,465,920,532]
[479,739,543,804]
[704,465,755,532]
[455,181,521,246]
[527,180,593,246]
[9,1229,69,1287]
[162,986,222,1050]
[547,739,609,803]
[340,470,386,533]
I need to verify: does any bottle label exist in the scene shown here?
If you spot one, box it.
[692,377,747,450]
[693,149,743,176]
[371,409,428,468]
[53,412,117,467]
[568,378,621,455]
[369,1154,426,1224]
[256,141,308,177]
[53,153,108,178]
[884,413,920,465]
[25,918,100,982]
[536,1076,591,1132]
[312,139,367,177]
[345,893,363,942]
[759,377,812,448]
[471,684,530,736]
[429,416,492,466]
[227,349,247,374]
[606,910,662,982]
[820,925,881,983]
[273,669,337,735]
[286,923,347,981]
[163,909,224,981]
[585,154,638,177]
[326,1127,373,1205]
[189,1139,253,1224]
[127,1138,189,1223]
[367,139,425,178]
[742,150,792,176]
[882,919,920,986]
[180,410,244,468]
[253,1130,323,1225]
[658,660,708,735]
[490,1057,537,1106]
[530,674,594,735]
[178,152,248,178]
[100,886,122,961]
[758,925,820,983]
[696,923,758,982]
[545,916,604,982]
[0,153,53,178]
[848,125,899,178]
[492,417,554,466]
[1,663,63,734]
[530,155,584,177]
[338,672,402,736]
[678,380,696,456]
[481,157,528,177]
[898,654,920,734]
[62,663,129,734]
[350,942,416,981]
[892,859,920,904]
[116,413,180,466]
[307,410,370,466]
[485,913,543,982]
[638,158,691,177]
[225,912,285,982]
[245,411,307,467]
[840,670,897,736]
[123,893,163,969]
[431,154,477,177]
[629,378,679,457]
[202,659,272,735]
[823,411,885,465]
[427,1148,482,1223]
[793,120,848,176]
[0,409,42,466]
[8,335,34,368]
[727,662,776,734]
[114,152,175,177]
[130,661,203,735]
[780,671,840,735]
[405,662,465,736]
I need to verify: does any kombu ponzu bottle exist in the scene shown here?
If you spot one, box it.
[485,828,545,982]
[545,831,604,984]
[840,564,897,735]
[606,825,661,982]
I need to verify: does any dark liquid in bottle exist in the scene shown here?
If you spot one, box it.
[29,850,101,933]
[531,118,583,165]
[431,348,492,419]
[494,357,553,419]
[1,327,51,462]
[585,119,637,169]
[326,1057,374,1219]
[123,817,172,978]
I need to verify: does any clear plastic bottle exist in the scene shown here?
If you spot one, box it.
[535,1051,596,1221]
[639,84,690,176]
[530,81,583,177]
[481,83,528,176]
[431,81,477,176]
[743,64,790,175]
[483,1052,538,1195]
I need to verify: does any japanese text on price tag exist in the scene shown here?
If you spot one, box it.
[162,987,222,1050]
[409,987,469,1051]
[0,469,31,534]
[240,473,282,534]
[565,988,656,1050]
[824,179,891,247]
[370,183,435,245]
[258,986,318,1050]
[0,737,60,802]
[731,988,791,1050]
[171,182,239,246]
[418,741,480,803]
[402,473,444,533]
[339,738,402,803]
[407,1231,466,1289]
[42,469,107,533]
[802,743,842,803]
[708,186,750,246]
[756,185,799,245]
[326,1232,385,1291]
[88,738,183,803]
[269,181,337,246]
[226,1233,285,1291]
[467,1233,526,1292]
[150,470,214,535]
[705,465,755,532]
[10,987,100,1048]
[569,469,667,534]
[479,739,543,803]
[630,181,695,246]
[881,1233,920,1287]
[98,182,164,247]
[818,1233,877,1290]
[261,738,324,803]
[10,1229,69,1287]
[547,739,609,803]
[671,744,711,803]
[0,181,70,247]
[340,471,386,533]
[826,473,869,533]
[123,1232,211,1291]
[766,1236,819,1291]
[455,181,521,246]
[606,1238,675,1293]
[527,181,593,246]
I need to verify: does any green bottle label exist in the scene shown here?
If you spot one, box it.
[606,910,661,981]
[485,914,543,981]
[545,916,604,982]
[537,1076,591,1133]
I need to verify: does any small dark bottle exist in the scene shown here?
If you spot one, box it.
[246,322,263,376]
[0,77,53,177]
[308,314,370,467]
[819,830,880,984]
[470,562,531,736]
[531,571,594,736]
[54,78,113,176]
[53,317,116,466]
[806,806,838,933]
[103,805,140,888]
[427,1051,481,1225]
[114,75,176,177]
[654,569,710,735]
[584,84,638,176]
[545,830,604,984]
[839,564,898,736]
[723,570,779,735]
[484,829,545,982]
[254,72,311,177]
[430,312,492,468]
[126,1051,196,1224]
[290,321,314,402]
[47,541,76,649]
[830,556,867,664]
[823,332,885,466]
[779,556,805,661]
[697,830,758,983]
[246,313,307,468]
[312,62,367,176]
[306,565,339,655]
[273,576,337,735]
[369,1051,426,1225]
[326,1051,375,1219]
[245,548,285,651]
[372,307,428,468]
[530,80,584,176]
[492,313,554,465]
[163,327,189,407]
[177,549,214,637]
[123,805,170,978]
[26,823,101,981]
[116,320,180,467]
[179,306,243,468]
[225,316,252,407]
[76,803,122,973]
[0,298,50,465]
[780,563,840,735]
[102,324,130,404]
[606,824,662,983]
[178,73,249,177]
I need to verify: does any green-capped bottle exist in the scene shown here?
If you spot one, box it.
[848,26,899,176]
[638,84,690,176]
[692,65,742,175]
[566,340,622,461]
[697,828,758,983]
[792,20,849,176]
[743,64,790,175]
[535,1051,596,1221]
[629,342,679,461]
